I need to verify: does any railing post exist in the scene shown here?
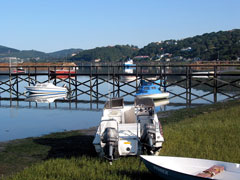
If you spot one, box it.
[163,66,166,92]
[28,66,30,86]
[214,65,217,103]
[186,66,189,106]
[136,64,138,92]
[75,66,77,101]
[9,66,12,99]
[16,74,19,98]
[96,66,99,101]
[54,66,56,85]
[117,65,120,97]
[35,66,37,84]
[68,66,71,92]
[48,66,50,82]
[189,66,192,105]
[113,65,115,97]
[90,64,92,102]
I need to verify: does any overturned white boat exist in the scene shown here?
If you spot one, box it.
[141,155,240,180]
[93,97,164,162]
[25,83,68,94]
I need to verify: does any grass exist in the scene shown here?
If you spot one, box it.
[5,157,155,180]
[161,104,240,162]
[1,100,240,179]
[0,138,50,177]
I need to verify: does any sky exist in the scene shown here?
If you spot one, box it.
[0,0,240,53]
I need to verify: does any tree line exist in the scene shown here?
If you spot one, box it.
[71,29,240,62]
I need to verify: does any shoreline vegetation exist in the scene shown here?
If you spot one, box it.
[0,100,240,179]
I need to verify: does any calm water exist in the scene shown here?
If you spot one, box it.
[0,71,238,142]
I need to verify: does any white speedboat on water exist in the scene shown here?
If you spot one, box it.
[93,97,164,163]
[25,93,67,103]
[124,59,135,67]
[25,83,68,94]
[141,155,240,180]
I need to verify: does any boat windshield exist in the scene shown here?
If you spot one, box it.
[35,83,53,87]
[104,98,124,109]
[135,98,155,108]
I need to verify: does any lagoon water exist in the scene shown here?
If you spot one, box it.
[0,72,238,142]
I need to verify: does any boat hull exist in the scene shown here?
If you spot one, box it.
[50,70,76,74]
[141,158,201,180]
[141,155,240,180]
[137,92,169,100]
[50,70,76,79]
[25,87,67,94]
[12,70,25,73]
[124,64,135,67]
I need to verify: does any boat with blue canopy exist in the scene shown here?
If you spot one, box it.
[136,79,169,100]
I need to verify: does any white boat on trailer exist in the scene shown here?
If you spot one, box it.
[140,155,240,180]
[25,83,68,94]
[93,97,164,163]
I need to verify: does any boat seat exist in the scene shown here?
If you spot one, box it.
[124,107,137,123]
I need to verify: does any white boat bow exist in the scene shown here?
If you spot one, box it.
[141,155,240,180]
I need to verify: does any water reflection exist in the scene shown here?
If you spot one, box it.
[25,93,67,103]
[154,99,170,113]
[1,65,240,142]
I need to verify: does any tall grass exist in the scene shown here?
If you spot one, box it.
[6,157,155,180]
[2,100,240,179]
[161,106,240,162]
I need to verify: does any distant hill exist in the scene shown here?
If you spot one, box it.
[1,29,239,62]
[138,29,240,61]
[11,50,49,59]
[0,46,83,61]
[70,45,138,62]
[0,45,19,55]
[48,48,83,59]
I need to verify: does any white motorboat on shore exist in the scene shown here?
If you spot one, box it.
[93,97,164,163]
[141,155,240,180]
[25,83,68,94]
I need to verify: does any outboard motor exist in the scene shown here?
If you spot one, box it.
[141,124,156,154]
[101,127,118,163]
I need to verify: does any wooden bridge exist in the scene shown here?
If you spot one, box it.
[0,64,240,108]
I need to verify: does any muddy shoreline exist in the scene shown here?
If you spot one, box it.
[0,126,97,153]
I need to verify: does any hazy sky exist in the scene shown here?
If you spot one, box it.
[1,0,240,52]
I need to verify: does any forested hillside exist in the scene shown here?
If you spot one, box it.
[70,45,138,62]
[0,45,19,55]
[138,29,240,61]
[48,48,83,59]
[1,29,240,62]
[0,46,82,61]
